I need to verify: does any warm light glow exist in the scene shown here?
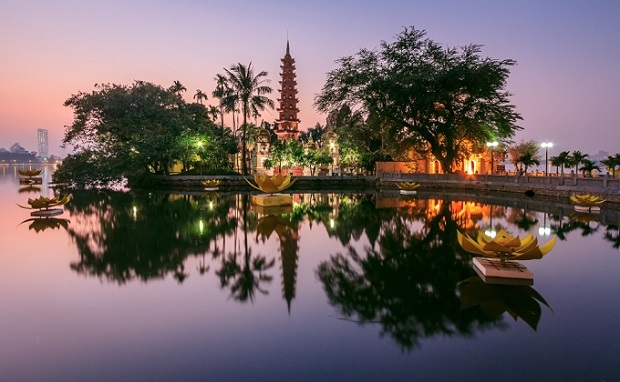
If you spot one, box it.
[209,201,214,210]
[329,218,335,229]
[199,220,204,234]
[484,229,497,238]
[538,226,551,236]
[486,141,498,148]
[132,206,138,220]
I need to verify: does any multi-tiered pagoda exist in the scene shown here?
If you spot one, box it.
[274,41,301,140]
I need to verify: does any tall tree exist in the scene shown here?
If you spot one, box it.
[550,150,572,175]
[223,62,274,174]
[601,153,620,177]
[570,150,588,174]
[193,89,208,104]
[508,140,540,174]
[315,27,522,173]
[212,74,229,129]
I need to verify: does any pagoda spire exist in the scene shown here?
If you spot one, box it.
[274,39,300,141]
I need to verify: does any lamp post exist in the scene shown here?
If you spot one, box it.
[486,141,498,174]
[541,142,553,176]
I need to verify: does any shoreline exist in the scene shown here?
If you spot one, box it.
[147,173,620,207]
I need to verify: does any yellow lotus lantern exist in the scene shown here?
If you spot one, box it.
[246,173,296,207]
[570,193,605,213]
[458,228,556,284]
[17,169,43,177]
[245,173,296,194]
[457,229,556,261]
[202,179,221,191]
[18,169,43,184]
[396,182,420,195]
[17,195,72,216]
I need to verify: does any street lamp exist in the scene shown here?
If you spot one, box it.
[541,142,553,176]
[486,141,498,174]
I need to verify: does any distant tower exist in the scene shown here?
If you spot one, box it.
[274,40,301,140]
[37,129,49,158]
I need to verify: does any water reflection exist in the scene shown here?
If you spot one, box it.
[316,199,509,350]
[20,217,70,232]
[458,275,551,331]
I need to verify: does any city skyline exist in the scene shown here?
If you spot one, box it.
[1,1,619,157]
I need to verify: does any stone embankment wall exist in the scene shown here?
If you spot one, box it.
[150,175,374,193]
[150,172,620,207]
[379,172,620,206]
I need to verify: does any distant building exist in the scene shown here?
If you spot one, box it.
[38,128,49,158]
[10,143,27,154]
[590,150,609,163]
[274,40,301,141]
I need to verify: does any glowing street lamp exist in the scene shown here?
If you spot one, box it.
[541,142,553,176]
[486,141,498,174]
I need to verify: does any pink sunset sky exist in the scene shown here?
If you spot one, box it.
[1,0,619,157]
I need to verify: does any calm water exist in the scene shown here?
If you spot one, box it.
[2,164,620,381]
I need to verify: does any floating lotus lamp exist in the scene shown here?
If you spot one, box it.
[17,169,42,177]
[202,179,221,191]
[458,229,556,261]
[570,193,605,213]
[245,173,296,194]
[246,173,296,207]
[17,195,72,216]
[458,229,556,283]
[396,182,420,195]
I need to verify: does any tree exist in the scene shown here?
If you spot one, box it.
[193,89,208,104]
[550,150,572,175]
[570,150,588,174]
[579,159,600,177]
[508,140,540,174]
[223,62,274,174]
[299,123,327,148]
[212,74,229,129]
[601,153,620,177]
[315,27,522,173]
[56,81,230,187]
[516,152,540,175]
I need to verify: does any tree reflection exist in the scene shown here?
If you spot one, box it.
[65,190,236,284]
[316,201,503,351]
[216,195,275,302]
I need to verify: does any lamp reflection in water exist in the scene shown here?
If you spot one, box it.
[538,212,551,236]
[484,205,496,238]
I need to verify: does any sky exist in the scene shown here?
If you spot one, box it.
[1,0,619,157]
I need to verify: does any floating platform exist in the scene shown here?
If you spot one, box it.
[19,177,42,184]
[574,205,600,213]
[30,208,64,217]
[473,257,533,285]
[252,204,293,216]
[399,190,417,195]
[252,194,293,207]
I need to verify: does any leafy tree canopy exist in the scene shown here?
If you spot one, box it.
[55,81,236,187]
[315,27,522,173]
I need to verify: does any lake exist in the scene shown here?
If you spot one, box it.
[1,164,620,381]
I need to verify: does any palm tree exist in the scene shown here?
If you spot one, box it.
[516,152,540,175]
[169,80,187,94]
[212,74,229,129]
[579,159,600,177]
[193,89,208,104]
[223,62,274,175]
[550,150,571,175]
[601,153,620,177]
[570,150,588,175]
[207,105,220,122]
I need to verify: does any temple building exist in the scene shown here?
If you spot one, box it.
[274,41,301,140]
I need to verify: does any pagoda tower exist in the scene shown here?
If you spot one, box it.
[275,41,301,140]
